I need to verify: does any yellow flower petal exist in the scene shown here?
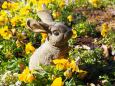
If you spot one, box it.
[101,23,110,37]
[53,58,70,70]
[69,60,79,72]
[64,69,72,78]
[18,67,35,83]
[67,15,73,22]
[72,29,77,38]
[25,42,35,54]
[2,1,8,9]
[26,73,35,83]
[0,26,12,40]
[59,1,65,8]
[51,77,63,86]
[41,33,47,44]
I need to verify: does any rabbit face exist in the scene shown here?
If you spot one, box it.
[48,23,73,47]
[27,19,72,47]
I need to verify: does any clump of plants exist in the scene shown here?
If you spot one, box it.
[0,0,115,86]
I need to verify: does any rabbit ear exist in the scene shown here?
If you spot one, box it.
[27,19,50,33]
[37,10,56,25]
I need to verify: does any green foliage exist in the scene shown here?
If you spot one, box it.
[0,0,115,86]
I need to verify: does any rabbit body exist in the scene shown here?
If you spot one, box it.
[27,10,72,70]
[29,40,69,70]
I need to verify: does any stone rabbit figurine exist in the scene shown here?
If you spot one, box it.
[27,10,73,70]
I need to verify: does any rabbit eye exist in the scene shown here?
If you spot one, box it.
[53,31,59,36]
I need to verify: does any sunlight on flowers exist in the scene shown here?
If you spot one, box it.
[0,26,12,40]
[18,67,35,83]
[25,42,35,54]
[51,77,63,86]
[53,58,70,70]
[0,0,113,85]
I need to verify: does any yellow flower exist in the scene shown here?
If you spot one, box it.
[78,70,87,79]
[0,26,12,40]
[10,16,20,27]
[7,2,12,8]
[59,0,65,8]
[18,67,30,82]
[88,0,99,7]
[0,9,6,15]
[41,33,47,44]
[0,10,8,25]
[56,64,65,71]
[64,69,72,78]
[72,29,77,38]
[21,20,26,27]
[52,11,60,19]
[18,67,35,83]
[25,42,35,54]
[2,1,15,9]
[19,6,30,16]
[53,59,79,72]
[2,1,14,9]
[37,1,43,11]
[67,15,73,22]
[16,40,21,48]
[10,2,19,11]
[52,12,57,19]
[101,23,110,37]
[69,60,79,72]
[53,58,70,70]
[0,16,8,25]
[101,29,107,37]
[2,1,8,9]
[51,77,63,86]
[102,23,107,29]
[17,33,26,41]
[26,73,35,83]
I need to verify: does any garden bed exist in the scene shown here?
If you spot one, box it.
[0,0,115,86]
